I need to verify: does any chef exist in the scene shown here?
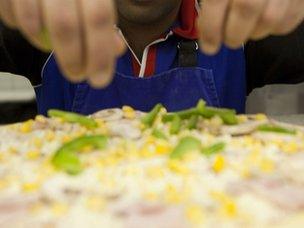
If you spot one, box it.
[0,0,304,115]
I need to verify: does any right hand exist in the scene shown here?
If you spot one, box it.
[0,0,125,87]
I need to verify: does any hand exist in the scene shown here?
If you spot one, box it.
[197,0,304,54]
[0,0,125,87]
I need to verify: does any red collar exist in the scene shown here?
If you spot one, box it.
[130,0,199,77]
[173,0,199,40]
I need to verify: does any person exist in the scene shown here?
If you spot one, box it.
[0,0,303,116]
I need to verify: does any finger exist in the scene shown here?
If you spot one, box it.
[198,0,230,54]
[42,0,85,81]
[87,59,114,88]
[80,0,117,87]
[273,0,304,35]
[0,0,17,27]
[11,0,44,48]
[250,0,289,40]
[114,31,126,57]
[224,0,266,48]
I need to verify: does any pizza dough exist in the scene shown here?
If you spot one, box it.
[0,104,303,228]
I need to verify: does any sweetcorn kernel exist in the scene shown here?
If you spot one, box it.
[212,155,225,173]
[0,153,5,162]
[222,201,237,218]
[237,115,248,123]
[186,205,205,224]
[33,138,43,148]
[155,141,171,155]
[95,120,109,135]
[122,106,136,119]
[86,196,106,211]
[46,131,55,141]
[9,147,18,155]
[165,184,183,204]
[82,145,94,153]
[51,202,68,216]
[30,202,44,214]
[167,160,189,175]
[20,120,34,133]
[259,158,275,173]
[26,150,40,160]
[255,113,267,121]
[95,119,105,127]
[282,141,299,154]
[140,143,156,158]
[146,166,165,179]
[22,182,39,193]
[143,191,158,201]
[210,191,238,218]
[35,115,46,123]
[61,135,72,143]
[0,180,8,190]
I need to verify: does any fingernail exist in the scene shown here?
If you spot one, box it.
[63,69,85,83]
[89,72,113,89]
[200,40,219,55]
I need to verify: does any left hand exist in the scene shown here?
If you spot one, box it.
[197,0,304,54]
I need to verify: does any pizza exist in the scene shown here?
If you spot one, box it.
[0,100,304,228]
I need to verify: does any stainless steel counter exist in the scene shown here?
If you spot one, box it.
[272,115,304,125]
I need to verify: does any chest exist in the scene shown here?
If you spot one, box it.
[36,41,246,115]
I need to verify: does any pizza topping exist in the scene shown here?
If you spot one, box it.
[169,114,182,135]
[185,205,205,224]
[200,107,238,125]
[151,128,168,140]
[170,136,201,159]
[122,106,136,119]
[162,108,198,122]
[0,102,304,227]
[48,109,98,129]
[257,124,297,135]
[187,115,199,130]
[212,155,226,173]
[221,119,268,136]
[25,150,41,160]
[254,114,268,121]
[141,103,163,127]
[52,135,108,175]
[19,120,34,133]
[92,108,124,121]
[201,142,226,156]
[210,191,238,218]
[107,121,141,139]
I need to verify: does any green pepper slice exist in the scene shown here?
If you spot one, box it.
[199,107,238,125]
[201,142,226,156]
[162,99,206,123]
[257,124,296,135]
[52,135,108,175]
[141,104,163,127]
[187,115,199,130]
[48,109,98,129]
[170,115,182,135]
[152,128,168,140]
[170,136,202,159]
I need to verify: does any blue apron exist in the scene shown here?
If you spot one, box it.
[35,40,246,115]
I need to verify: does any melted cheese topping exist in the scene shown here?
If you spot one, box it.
[0,112,303,227]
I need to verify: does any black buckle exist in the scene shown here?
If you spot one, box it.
[177,40,198,68]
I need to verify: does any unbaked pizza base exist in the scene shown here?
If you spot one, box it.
[0,108,303,228]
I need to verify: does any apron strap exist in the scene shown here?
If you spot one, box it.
[178,40,198,68]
